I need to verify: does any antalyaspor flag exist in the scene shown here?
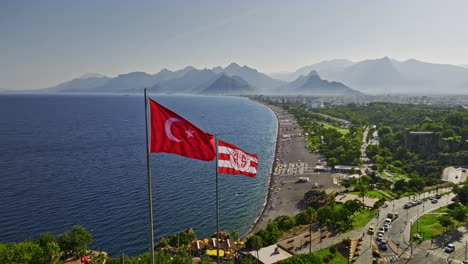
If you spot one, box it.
[149,99,216,161]
[218,140,258,177]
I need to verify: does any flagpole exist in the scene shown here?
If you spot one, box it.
[144,88,155,264]
[215,135,220,264]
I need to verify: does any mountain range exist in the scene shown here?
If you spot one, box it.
[274,57,468,94]
[12,57,468,95]
[35,62,358,96]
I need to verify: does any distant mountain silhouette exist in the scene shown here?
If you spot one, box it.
[44,74,110,93]
[32,57,468,95]
[337,57,406,92]
[151,68,218,94]
[200,75,255,95]
[220,63,285,91]
[279,71,361,95]
[281,57,468,94]
[287,59,355,82]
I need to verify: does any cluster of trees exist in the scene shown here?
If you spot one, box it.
[316,199,365,233]
[246,207,317,251]
[281,104,362,166]
[0,225,92,264]
[107,250,258,264]
[316,103,468,187]
[155,229,197,249]
[277,252,322,264]
[437,203,468,232]
[453,184,468,205]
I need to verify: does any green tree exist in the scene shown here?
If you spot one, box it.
[58,225,92,256]
[277,252,322,264]
[38,232,60,264]
[438,215,454,232]
[0,241,44,264]
[454,185,468,205]
[230,230,239,242]
[303,190,328,209]
[408,177,425,191]
[449,206,468,223]
[344,199,365,214]
[276,215,296,231]
[247,236,263,261]
[295,207,316,225]
[265,221,283,243]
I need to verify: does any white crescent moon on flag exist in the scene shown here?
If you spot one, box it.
[165,117,183,142]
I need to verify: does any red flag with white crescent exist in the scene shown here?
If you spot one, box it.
[218,140,258,177]
[149,99,215,161]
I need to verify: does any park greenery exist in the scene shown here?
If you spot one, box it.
[280,104,363,166]
[411,202,468,241]
[0,225,92,264]
[314,103,468,187]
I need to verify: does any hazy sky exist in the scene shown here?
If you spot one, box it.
[2,0,468,90]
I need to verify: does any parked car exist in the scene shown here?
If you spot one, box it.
[404,203,412,209]
[387,212,399,220]
[445,244,455,253]
[376,233,384,241]
[368,226,375,234]
[384,218,392,225]
[432,199,438,204]
[383,224,390,231]
[379,240,388,250]
[435,194,442,199]
[379,227,385,233]
[415,200,422,205]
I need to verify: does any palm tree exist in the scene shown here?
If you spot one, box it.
[250,236,263,262]
[230,230,239,242]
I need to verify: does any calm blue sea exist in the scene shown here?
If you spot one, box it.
[0,94,277,256]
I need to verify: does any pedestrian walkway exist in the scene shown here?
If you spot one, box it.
[380,253,398,263]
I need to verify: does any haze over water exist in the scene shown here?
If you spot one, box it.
[0,94,277,256]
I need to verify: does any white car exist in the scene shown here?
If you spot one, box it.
[376,233,384,241]
[445,244,455,253]
[384,218,392,225]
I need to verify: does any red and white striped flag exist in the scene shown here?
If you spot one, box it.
[218,140,258,177]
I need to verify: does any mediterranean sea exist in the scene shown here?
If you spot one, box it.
[0,94,277,256]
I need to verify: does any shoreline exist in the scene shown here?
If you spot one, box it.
[243,99,335,238]
[243,101,281,238]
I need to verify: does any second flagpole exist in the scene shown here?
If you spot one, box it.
[215,135,220,264]
[144,88,155,264]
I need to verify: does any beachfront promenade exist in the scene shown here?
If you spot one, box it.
[249,104,336,233]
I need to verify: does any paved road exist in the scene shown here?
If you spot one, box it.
[369,188,455,263]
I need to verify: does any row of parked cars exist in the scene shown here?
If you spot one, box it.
[368,212,399,251]
[404,199,423,208]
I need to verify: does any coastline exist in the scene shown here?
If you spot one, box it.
[243,101,281,237]
[244,100,335,238]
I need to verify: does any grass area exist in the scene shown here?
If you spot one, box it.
[313,245,348,264]
[410,214,443,240]
[410,212,464,241]
[381,172,399,181]
[348,190,392,201]
[323,124,349,135]
[352,209,379,229]
[334,204,379,231]
[432,205,450,213]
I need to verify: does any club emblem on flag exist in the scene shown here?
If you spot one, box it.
[218,140,258,177]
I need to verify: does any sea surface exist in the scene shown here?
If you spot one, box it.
[0,94,277,256]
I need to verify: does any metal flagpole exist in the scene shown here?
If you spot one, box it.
[215,135,220,264]
[144,88,155,264]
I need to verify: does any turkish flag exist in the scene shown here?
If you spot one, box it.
[149,99,216,161]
